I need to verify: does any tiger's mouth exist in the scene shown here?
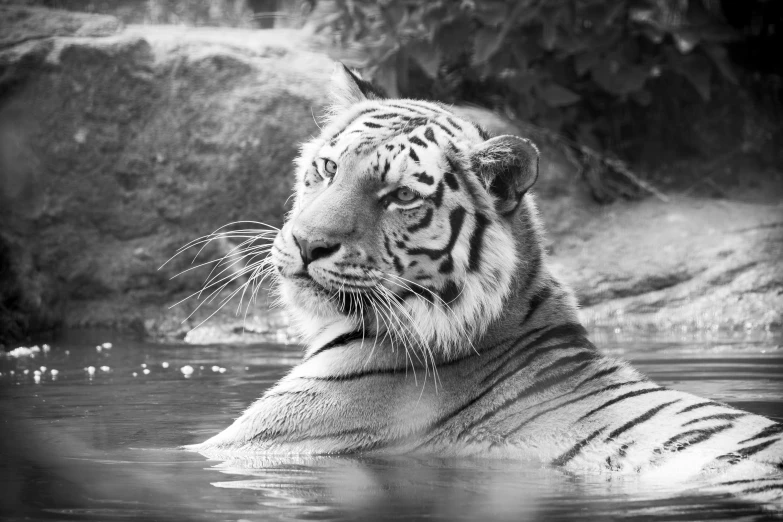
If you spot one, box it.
[286,269,377,314]
[287,271,331,296]
[284,269,396,316]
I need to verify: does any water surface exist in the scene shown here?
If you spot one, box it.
[1,329,781,521]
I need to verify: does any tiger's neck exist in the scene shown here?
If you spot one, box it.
[476,196,582,354]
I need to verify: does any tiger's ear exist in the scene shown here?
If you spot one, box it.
[329,63,385,111]
[471,135,539,215]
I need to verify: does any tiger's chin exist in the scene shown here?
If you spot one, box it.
[278,268,511,362]
[277,274,363,346]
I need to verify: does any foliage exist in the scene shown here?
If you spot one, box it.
[308,0,739,151]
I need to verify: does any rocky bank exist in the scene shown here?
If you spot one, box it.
[0,7,780,346]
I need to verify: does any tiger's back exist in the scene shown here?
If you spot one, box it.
[190,64,783,505]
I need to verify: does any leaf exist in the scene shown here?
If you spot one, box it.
[537,82,581,107]
[506,71,540,95]
[630,88,652,106]
[703,43,738,84]
[434,17,472,59]
[541,15,558,50]
[536,105,565,132]
[372,58,399,98]
[591,60,648,95]
[638,25,664,44]
[691,23,738,43]
[407,40,441,79]
[382,3,406,27]
[672,29,699,53]
[472,27,504,65]
[507,34,543,69]
[577,123,601,151]
[666,48,713,101]
[599,2,625,29]
[574,51,601,76]
[473,1,508,27]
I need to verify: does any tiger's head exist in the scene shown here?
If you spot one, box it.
[271,65,539,360]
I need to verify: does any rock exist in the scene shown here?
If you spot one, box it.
[551,197,783,333]
[0,15,331,345]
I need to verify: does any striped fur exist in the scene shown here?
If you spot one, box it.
[191,65,783,504]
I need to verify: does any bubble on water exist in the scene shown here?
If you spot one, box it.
[244,366,249,370]
[101,342,113,349]
[86,366,96,375]
[9,370,14,376]
[34,374,41,384]
[8,347,34,357]
[65,350,70,356]
[218,367,227,374]
[96,345,102,352]
[31,346,41,353]
[211,365,220,372]
[42,344,51,352]
[180,365,194,376]
[199,366,204,370]
[50,369,59,377]
[143,368,150,375]
[100,366,110,372]
[23,369,29,375]
[141,363,147,368]
[132,372,138,377]
[161,362,170,369]
[33,370,41,376]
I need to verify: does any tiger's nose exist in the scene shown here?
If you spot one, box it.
[293,234,341,267]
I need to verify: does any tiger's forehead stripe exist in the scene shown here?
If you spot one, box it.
[325,99,477,151]
[318,101,494,218]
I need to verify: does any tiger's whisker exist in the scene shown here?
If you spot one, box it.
[376,284,433,387]
[376,281,443,391]
[199,238,271,291]
[161,222,278,269]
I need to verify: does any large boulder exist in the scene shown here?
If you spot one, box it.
[1,9,332,344]
[551,197,782,334]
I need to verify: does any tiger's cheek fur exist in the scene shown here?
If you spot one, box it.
[387,200,518,356]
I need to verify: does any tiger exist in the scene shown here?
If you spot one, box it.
[188,64,783,504]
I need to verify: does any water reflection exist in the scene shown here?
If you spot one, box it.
[0,330,780,521]
[200,453,774,521]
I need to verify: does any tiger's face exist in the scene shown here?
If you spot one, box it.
[271,65,539,359]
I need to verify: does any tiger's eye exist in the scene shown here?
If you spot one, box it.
[396,187,416,202]
[324,159,338,177]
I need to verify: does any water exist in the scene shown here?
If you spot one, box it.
[1,329,781,521]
